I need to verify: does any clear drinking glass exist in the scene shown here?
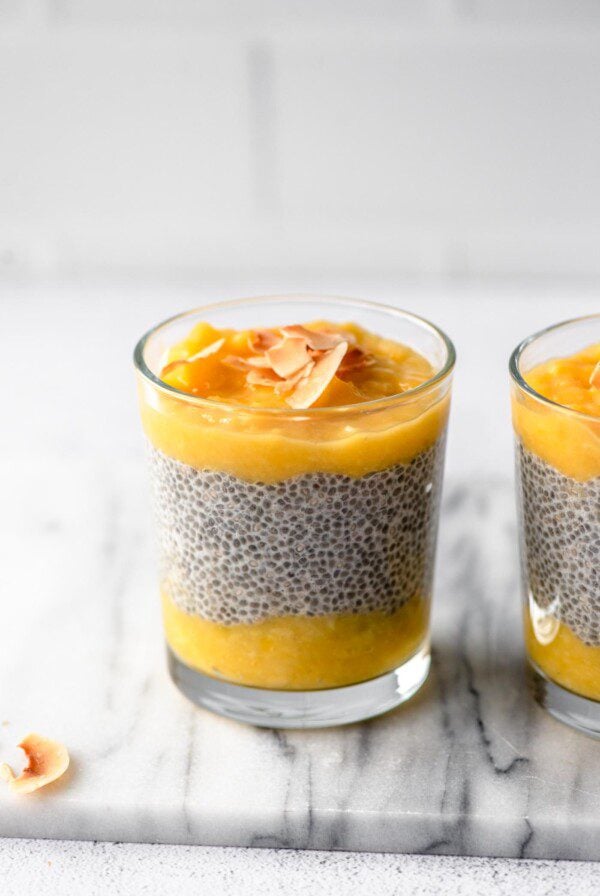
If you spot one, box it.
[134,296,455,727]
[510,315,600,737]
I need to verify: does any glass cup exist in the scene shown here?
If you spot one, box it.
[134,296,455,727]
[510,315,600,737]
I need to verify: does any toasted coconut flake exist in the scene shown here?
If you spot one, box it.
[160,358,188,377]
[339,358,375,375]
[245,355,274,369]
[1,734,69,794]
[223,353,275,372]
[249,330,279,352]
[267,337,310,378]
[161,338,225,377]
[224,355,280,374]
[590,361,600,388]
[246,368,282,387]
[286,341,348,409]
[221,355,253,371]
[187,337,225,362]
[280,325,344,351]
[274,360,315,395]
[338,346,376,374]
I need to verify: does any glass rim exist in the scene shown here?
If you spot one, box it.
[509,312,600,423]
[133,294,456,417]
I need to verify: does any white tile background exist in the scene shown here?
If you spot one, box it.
[1,2,600,278]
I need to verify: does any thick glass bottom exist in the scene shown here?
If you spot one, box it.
[167,642,430,728]
[528,659,600,739]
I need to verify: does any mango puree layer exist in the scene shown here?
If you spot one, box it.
[140,321,450,482]
[512,342,600,481]
[141,320,448,691]
[525,614,600,702]
[163,592,429,690]
[514,341,600,701]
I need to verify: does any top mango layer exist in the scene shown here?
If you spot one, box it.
[159,320,434,409]
[138,319,450,481]
[524,342,600,418]
[512,342,600,481]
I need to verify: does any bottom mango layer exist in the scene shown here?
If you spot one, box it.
[163,593,429,690]
[525,613,600,702]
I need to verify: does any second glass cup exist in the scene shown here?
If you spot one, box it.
[135,296,455,727]
[510,315,600,737]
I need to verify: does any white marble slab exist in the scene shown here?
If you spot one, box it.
[0,456,598,860]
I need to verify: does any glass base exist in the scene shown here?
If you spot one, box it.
[167,643,430,728]
[528,660,600,739]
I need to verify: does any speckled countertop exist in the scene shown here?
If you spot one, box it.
[1,279,598,893]
[1,840,599,896]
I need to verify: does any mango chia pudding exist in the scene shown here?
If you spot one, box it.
[135,297,454,727]
[511,316,600,735]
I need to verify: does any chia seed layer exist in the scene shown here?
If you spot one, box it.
[148,439,445,625]
[516,442,600,645]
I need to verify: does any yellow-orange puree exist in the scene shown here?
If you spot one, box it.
[139,321,449,482]
[512,342,600,481]
[164,593,429,690]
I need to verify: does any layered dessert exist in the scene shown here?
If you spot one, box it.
[139,319,450,691]
[513,343,600,701]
